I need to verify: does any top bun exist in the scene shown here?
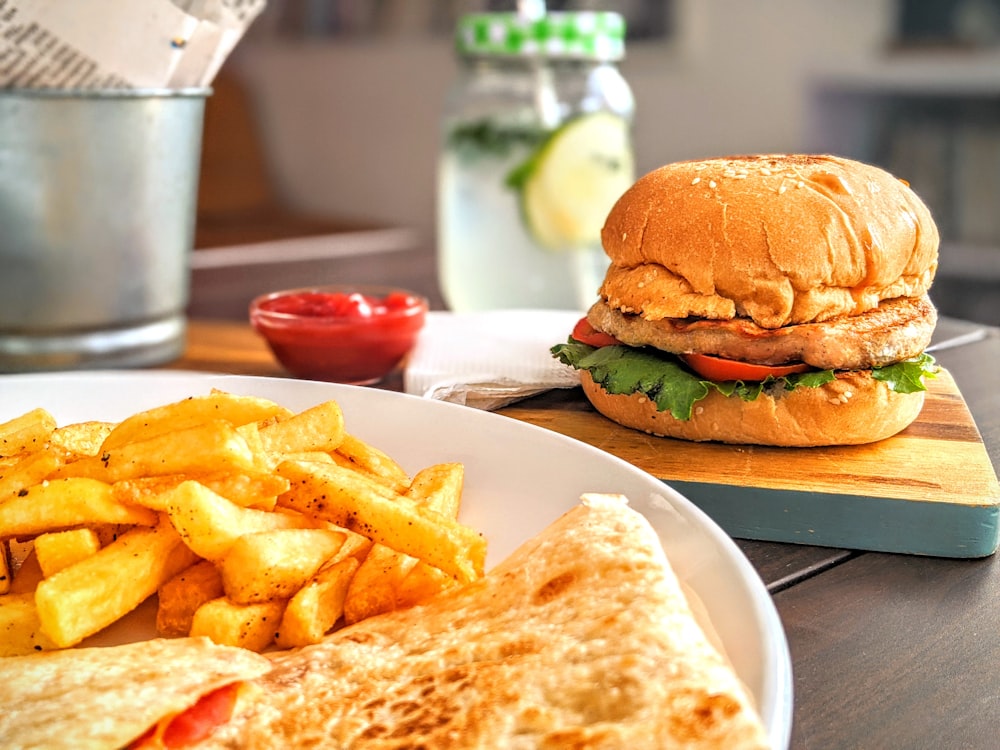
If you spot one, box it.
[599,154,939,329]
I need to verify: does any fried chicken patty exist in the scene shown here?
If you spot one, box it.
[586,294,937,371]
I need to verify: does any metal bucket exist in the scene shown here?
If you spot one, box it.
[0,87,210,371]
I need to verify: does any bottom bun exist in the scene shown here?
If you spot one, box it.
[580,370,926,447]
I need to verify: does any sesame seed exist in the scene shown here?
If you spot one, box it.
[709,180,717,188]
[778,184,787,194]
[796,181,804,188]
[694,164,707,171]
[692,177,701,185]
[761,168,772,175]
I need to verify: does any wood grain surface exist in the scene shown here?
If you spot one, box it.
[500,369,1000,557]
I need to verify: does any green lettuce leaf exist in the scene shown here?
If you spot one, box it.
[871,353,939,393]
[551,341,937,422]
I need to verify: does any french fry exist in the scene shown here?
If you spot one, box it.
[343,543,419,625]
[156,559,225,637]
[406,462,465,519]
[0,407,56,458]
[52,420,257,483]
[341,545,456,624]
[93,524,132,547]
[0,540,10,595]
[220,528,347,604]
[49,421,115,458]
[8,546,43,594]
[399,460,465,609]
[235,421,274,473]
[34,520,199,647]
[0,592,58,655]
[111,475,187,511]
[333,434,410,493]
[198,471,290,510]
[276,556,359,649]
[395,560,460,609]
[280,451,337,466]
[0,445,66,500]
[341,456,462,623]
[332,531,375,564]
[114,470,289,512]
[276,460,485,584]
[0,477,157,539]
[190,597,285,651]
[100,392,293,451]
[163,480,316,561]
[258,400,345,455]
[34,528,101,578]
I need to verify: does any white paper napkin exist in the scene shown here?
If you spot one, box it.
[403,310,584,410]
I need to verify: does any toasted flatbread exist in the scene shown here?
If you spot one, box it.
[195,494,770,748]
[0,637,271,750]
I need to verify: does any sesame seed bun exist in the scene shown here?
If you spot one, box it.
[599,154,939,329]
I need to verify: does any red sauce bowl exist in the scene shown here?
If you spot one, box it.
[249,285,428,385]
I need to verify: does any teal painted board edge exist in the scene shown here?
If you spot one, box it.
[666,480,1000,559]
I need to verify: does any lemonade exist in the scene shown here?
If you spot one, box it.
[438,113,634,312]
[436,11,635,313]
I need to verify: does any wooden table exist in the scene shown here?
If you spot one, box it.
[180,246,1000,749]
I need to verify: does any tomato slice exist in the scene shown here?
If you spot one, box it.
[131,683,240,749]
[570,317,622,348]
[162,683,240,748]
[680,352,811,382]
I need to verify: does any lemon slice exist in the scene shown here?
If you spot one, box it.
[515,112,635,250]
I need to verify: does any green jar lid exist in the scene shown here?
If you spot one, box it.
[455,12,626,61]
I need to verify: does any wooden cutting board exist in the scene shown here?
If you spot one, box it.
[499,368,1000,558]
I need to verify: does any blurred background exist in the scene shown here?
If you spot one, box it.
[192,0,1000,325]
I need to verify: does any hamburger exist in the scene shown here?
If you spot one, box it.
[552,154,940,447]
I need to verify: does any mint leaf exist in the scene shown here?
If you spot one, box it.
[504,155,537,191]
[505,126,558,191]
[446,120,547,162]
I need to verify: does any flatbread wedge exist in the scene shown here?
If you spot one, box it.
[0,637,271,750]
[193,494,770,748]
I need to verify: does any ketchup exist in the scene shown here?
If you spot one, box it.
[258,291,413,318]
[251,290,427,385]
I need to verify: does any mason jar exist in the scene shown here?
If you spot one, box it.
[437,11,635,312]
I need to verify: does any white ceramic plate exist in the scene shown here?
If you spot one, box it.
[0,371,792,749]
